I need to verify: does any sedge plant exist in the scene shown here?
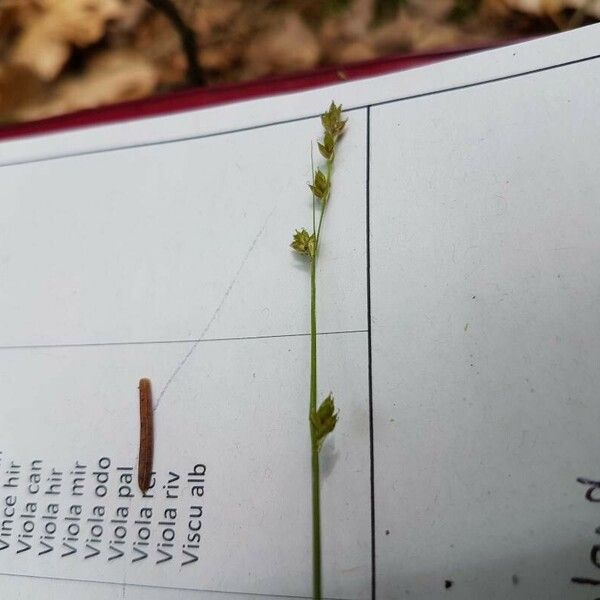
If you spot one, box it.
[290,102,347,599]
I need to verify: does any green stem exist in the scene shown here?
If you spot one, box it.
[315,159,333,250]
[310,156,334,599]
[311,148,316,236]
[310,254,321,599]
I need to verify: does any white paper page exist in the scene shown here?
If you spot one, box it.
[0,115,371,599]
[1,22,600,600]
[370,44,600,599]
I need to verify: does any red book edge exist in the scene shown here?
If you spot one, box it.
[0,41,512,142]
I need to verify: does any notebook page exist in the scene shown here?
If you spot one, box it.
[1,22,599,600]
[0,113,371,599]
[370,38,600,599]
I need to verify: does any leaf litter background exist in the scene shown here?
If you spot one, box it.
[0,0,598,124]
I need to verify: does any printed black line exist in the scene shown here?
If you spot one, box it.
[366,105,376,600]
[0,106,361,168]
[1,52,599,169]
[0,329,367,351]
[0,570,350,600]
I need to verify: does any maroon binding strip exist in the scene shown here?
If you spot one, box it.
[0,42,506,142]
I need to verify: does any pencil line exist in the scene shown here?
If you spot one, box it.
[153,204,273,410]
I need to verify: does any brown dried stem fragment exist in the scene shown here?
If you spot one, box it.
[138,377,154,494]
[145,0,205,85]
